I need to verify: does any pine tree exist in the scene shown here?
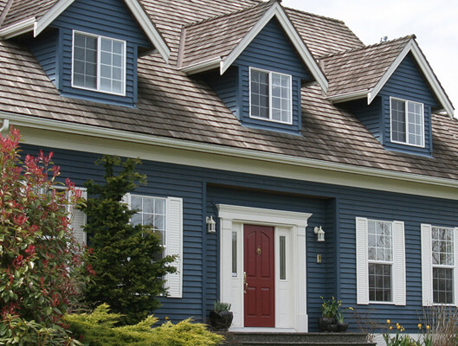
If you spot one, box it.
[81,156,176,325]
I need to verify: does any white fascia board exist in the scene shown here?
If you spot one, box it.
[4,110,458,197]
[123,0,170,63]
[181,57,222,75]
[328,90,368,104]
[0,17,35,39]
[34,0,74,37]
[368,39,454,118]
[220,2,328,92]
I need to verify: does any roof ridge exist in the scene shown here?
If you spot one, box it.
[319,34,416,60]
[283,5,345,25]
[183,0,273,29]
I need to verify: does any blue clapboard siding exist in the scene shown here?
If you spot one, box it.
[345,97,383,144]
[44,0,151,106]
[380,53,438,156]
[233,17,311,134]
[20,143,458,332]
[204,66,240,118]
[28,30,61,88]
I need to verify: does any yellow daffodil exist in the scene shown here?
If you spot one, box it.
[389,326,393,330]
[426,325,430,330]
[387,319,391,324]
[418,323,422,329]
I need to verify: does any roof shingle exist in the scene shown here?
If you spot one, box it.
[0,0,457,184]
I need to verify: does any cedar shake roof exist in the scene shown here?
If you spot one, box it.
[284,7,364,59]
[178,1,271,69]
[322,36,413,98]
[0,0,457,183]
[0,0,56,28]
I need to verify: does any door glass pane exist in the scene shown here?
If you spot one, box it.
[232,232,237,276]
[280,236,286,280]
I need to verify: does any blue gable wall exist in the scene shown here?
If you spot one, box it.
[33,0,152,106]
[236,18,311,134]
[344,53,438,156]
[380,53,438,156]
[208,18,312,135]
[20,143,458,332]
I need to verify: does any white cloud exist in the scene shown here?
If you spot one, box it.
[282,0,458,113]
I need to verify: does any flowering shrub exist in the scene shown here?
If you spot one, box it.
[383,320,432,346]
[0,129,91,345]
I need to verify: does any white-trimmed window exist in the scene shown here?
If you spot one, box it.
[72,31,126,95]
[250,67,292,124]
[356,217,405,305]
[124,193,183,298]
[421,224,458,306]
[390,98,424,147]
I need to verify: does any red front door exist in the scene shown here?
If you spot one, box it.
[244,225,275,327]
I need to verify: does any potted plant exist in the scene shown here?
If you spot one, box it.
[336,311,349,332]
[318,296,339,332]
[209,301,233,331]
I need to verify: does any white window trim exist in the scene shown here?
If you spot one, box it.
[390,97,425,148]
[123,193,183,298]
[71,30,127,96]
[421,224,458,306]
[249,67,293,125]
[356,217,406,306]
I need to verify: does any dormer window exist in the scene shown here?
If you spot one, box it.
[390,98,424,147]
[250,67,292,124]
[72,31,126,96]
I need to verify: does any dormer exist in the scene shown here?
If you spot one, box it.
[323,36,454,156]
[0,0,170,107]
[177,0,327,135]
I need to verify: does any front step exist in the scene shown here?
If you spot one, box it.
[222,332,376,346]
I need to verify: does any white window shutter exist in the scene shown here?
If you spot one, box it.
[356,217,369,305]
[69,187,87,246]
[165,197,183,298]
[421,224,433,306]
[121,193,131,207]
[393,221,406,306]
[454,228,458,307]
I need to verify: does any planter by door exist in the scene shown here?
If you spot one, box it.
[209,311,234,331]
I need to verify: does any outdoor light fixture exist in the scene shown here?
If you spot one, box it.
[314,226,325,242]
[206,215,216,233]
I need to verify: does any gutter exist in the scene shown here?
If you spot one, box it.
[3,111,458,192]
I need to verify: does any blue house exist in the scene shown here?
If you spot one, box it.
[1,0,457,339]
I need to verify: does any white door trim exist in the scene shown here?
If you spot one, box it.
[217,204,311,332]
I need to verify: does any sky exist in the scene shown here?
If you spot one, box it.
[282,0,458,116]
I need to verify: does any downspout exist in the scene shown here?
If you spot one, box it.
[0,118,10,132]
